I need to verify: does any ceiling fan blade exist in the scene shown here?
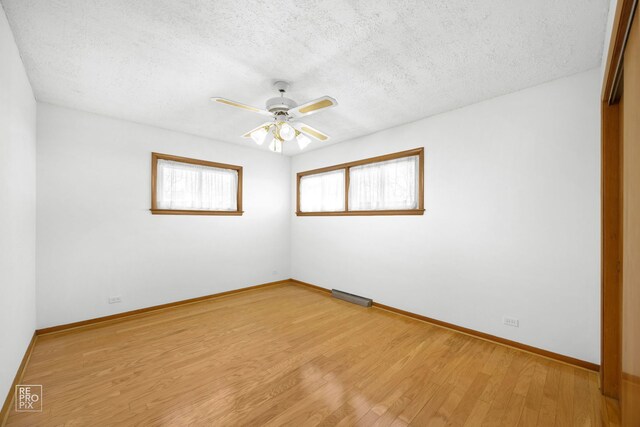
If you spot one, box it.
[293,122,330,141]
[288,96,337,118]
[242,122,273,138]
[211,97,272,116]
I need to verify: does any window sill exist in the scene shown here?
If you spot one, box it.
[150,209,244,216]
[295,209,425,216]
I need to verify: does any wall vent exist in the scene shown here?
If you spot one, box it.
[331,289,372,307]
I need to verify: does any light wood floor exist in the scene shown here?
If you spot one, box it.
[5,283,620,426]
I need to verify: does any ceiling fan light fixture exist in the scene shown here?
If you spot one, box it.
[250,126,269,145]
[278,122,295,141]
[214,82,337,153]
[269,137,283,153]
[296,133,311,150]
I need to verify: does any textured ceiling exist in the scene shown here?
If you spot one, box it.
[2,0,609,155]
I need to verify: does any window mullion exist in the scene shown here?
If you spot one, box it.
[345,167,350,212]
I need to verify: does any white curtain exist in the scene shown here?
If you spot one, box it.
[156,159,238,210]
[299,169,345,212]
[349,155,419,211]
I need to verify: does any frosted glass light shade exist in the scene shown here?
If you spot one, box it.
[269,138,282,153]
[296,133,311,150]
[250,127,268,145]
[279,123,295,141]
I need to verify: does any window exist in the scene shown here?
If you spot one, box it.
[296,148,424,216]
[151,153,243,215]
[299,169,345,212]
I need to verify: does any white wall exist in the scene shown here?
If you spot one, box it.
[291,69,601,363]
[0,6,36,404]
[36,104,290,328]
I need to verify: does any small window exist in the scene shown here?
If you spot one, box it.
[296,148,424,216]
[151,153,243,215]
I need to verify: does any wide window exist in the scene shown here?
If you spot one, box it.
[151,153,243,215]
[296,148,424,216]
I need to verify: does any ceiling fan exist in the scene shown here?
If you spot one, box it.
[211,81,337,153]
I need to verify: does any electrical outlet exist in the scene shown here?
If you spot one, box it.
[108,296,122,304]
[503,316,519,327]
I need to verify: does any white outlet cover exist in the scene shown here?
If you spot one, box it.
[503,316,519,327]
[108,296,122,304]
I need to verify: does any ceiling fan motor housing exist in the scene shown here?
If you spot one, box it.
[266,96,297,114]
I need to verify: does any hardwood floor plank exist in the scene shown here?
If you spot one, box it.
[463,399,492,427]
[537,360,561,426]
[516,360,546,426]
[481,353,529,425]
[572,369,591,426]
[554,365,576,426]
